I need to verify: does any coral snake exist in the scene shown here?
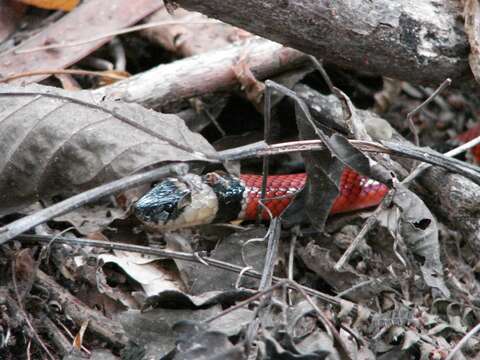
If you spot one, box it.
[134,125,480,231]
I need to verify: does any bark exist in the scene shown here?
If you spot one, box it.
[36,270,129,348]
[95,37,307,109]
[174,0,471,85]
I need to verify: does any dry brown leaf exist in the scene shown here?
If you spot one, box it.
[15,0,79,11]
[73,319,89,350]
[0,84,217,215]
[97,70,130,86]
[1,0,161,85]
[377,185,450,298]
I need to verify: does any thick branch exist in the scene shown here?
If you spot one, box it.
[95,37,307,108]
[174,0,470,85]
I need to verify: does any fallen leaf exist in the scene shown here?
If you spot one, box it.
[73,319,89,350]
[15,0,79,11]
[0,84,217,215]
[1,0,161,85]
[377,185,450,298]
[98,252,185,297]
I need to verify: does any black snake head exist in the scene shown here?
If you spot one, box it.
[134,179,192,226]
[134,174,219,230]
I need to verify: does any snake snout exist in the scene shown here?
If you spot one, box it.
[134,179,192,226]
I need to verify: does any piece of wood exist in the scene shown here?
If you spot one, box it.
[96,37,308,109]
[174,0,471,85]
[36,270,129,348]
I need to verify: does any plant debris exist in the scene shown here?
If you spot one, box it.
[1,2,480,360]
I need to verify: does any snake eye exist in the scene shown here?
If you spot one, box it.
[177,192,192,209]
[134,179,192,225]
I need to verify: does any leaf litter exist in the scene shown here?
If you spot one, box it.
[0,3,479,360]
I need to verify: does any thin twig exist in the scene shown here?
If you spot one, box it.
[287,226,299,305]
[258,80,274,222]
[0,69,127,83]
[245,218,281,350]
[204,281,286,323]
[334,115,480,270]
[288,280,352,360]
[334,189,395,270]
[11,261,56,360]
[308,56,335,93]
[406,78,452,146]
[218,138,480,184]
[445,321,480,360]
[0,164,185,245]
[19,233,347,310]
[14,20,222,55]
[403,132,480,184]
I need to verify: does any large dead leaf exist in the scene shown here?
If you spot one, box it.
[0,0,161,85]
[0,84,217,215]
[377,185,450,298]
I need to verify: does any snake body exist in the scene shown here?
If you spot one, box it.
[134,169,387,230]
[134,125,480,231]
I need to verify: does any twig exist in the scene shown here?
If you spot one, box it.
[334,189,395,270]
[383,140,480,185]
[308,56,335,93]
[95,38,307,108]
[204,281,286,324]
[0,164,185,245]
[445,321,480,360]
[287,226,299,304]
[36,270,129,347]
[287,280,352,360]
[55,320,90,355]
[218,138,480,184]
[11,261,56,360]
[406,78,451,146]
[14,20,223,55]
[334,113,480,270]
[0,69,127,83]
[258,80,274,222]
[18,233,346,310]
[41,317,75,356]
[403,132,480,184]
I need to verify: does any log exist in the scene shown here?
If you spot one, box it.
[96,37,307,109]
[174,0,471,85]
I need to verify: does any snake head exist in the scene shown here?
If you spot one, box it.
[134,174,219,230]
[134,179,191,225]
